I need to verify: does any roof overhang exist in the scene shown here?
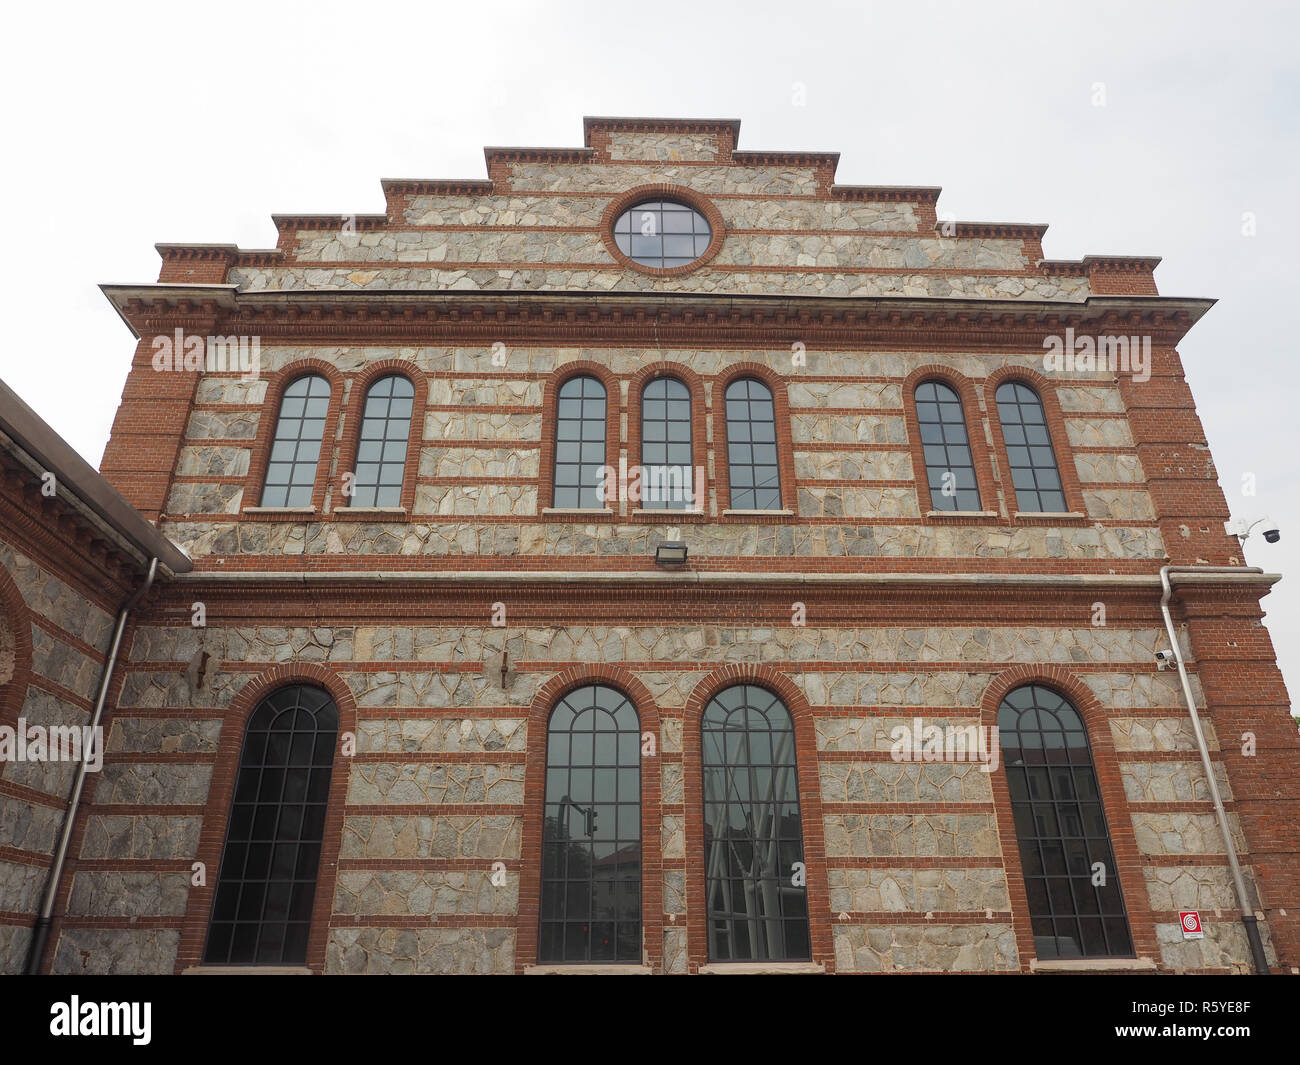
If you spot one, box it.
[0,377,193,576]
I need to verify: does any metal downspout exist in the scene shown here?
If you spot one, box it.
[23,557,159,975]
[1159,564,1270,974]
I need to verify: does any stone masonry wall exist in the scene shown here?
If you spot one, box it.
[0,543,117,974]
[160,343,1160,568]
[44,610,1271,974]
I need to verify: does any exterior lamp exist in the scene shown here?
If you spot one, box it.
[654,542,689,565]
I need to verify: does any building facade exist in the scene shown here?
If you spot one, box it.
[1,117,1297,974]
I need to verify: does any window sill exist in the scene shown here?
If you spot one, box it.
[541,507,615,518]
[241,506,316,519]
[1013,511,1089,525]
[631,508,707,519]
[698,962,826,975]
[181,965,315,975]
[925,510,1001,520]
[1028,957,1157,973]
[523,964,654,975]
[334,506,408,520]
[721,509,795,518]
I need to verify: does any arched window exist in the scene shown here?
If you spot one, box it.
[350,375,414,507]
[204,685,339,966]
[260,374,331,507]
[916,380,981,511]
[640,377,694,510]
[552,376,607,509]
[724,378,782,511]
[702,684,809,962]
[999,683,1132,959]
[996,382,1066,513]
[539,685,641,963]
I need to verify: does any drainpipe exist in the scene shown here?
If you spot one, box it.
[1159,564,1270,974]
[23,557,158,975]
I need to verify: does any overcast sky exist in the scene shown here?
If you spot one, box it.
[1,0,1295,710]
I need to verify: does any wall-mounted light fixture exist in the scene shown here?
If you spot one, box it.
[654,542,689,565]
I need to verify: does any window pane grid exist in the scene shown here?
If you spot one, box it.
[915,380,981,511]
[539,685,641,963]
[260,375,331,507]
[350,375,414,508]
[724,379,782,510]
[702,685,810,962]
[613,200,712,269]
[552,376,607,509]
[996,382,1067,513]
[1000,684,1133,960]
[204,686,338,966]
[640,377,693,509]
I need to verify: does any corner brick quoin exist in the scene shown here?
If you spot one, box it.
[1,116,1294,977]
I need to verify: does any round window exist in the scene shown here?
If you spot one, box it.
[612,200,712,269]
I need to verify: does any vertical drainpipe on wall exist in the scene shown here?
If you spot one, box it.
[23,557,159,975]
[1159,563,1270,975]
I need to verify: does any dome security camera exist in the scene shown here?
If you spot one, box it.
[1225,515,1280,545]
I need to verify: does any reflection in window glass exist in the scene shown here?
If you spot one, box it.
[702,684,809,962]
[539,685,641,963]
[1000,683,1133,960]
[204,685,338,965]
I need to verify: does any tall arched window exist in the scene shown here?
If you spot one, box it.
[995,382,1066,513]
[916,380,981,511]
[350,374,414,507]
[540,685,641,963]
[205,685,339,966]
[552,376,607,509]
[640,377,693,510]
[260,374,331,507]
[702,684,809,961]
[999,683,1132,959]
[724,378,782,510]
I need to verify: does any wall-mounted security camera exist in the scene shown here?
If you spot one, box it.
[1226,515,1279,545]
[1154,649,1176,671]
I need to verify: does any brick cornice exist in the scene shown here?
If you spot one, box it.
[101,287,1215,350]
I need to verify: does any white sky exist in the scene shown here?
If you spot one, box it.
[1,0,1295,711]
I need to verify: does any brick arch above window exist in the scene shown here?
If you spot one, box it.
[518,665,663,972]
[0,561,32,726]
[174,663,358,974]
[902,365,1001,523]
[984,366,1087,519]
[977,664,1159,968]
[336,360,428,515]
[628,362,709,518]
[244,360,346,515]
[712,362,796,517]
[538,361,622,514]
[681,664,833,972]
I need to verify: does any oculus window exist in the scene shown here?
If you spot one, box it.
[613,200,712,269]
